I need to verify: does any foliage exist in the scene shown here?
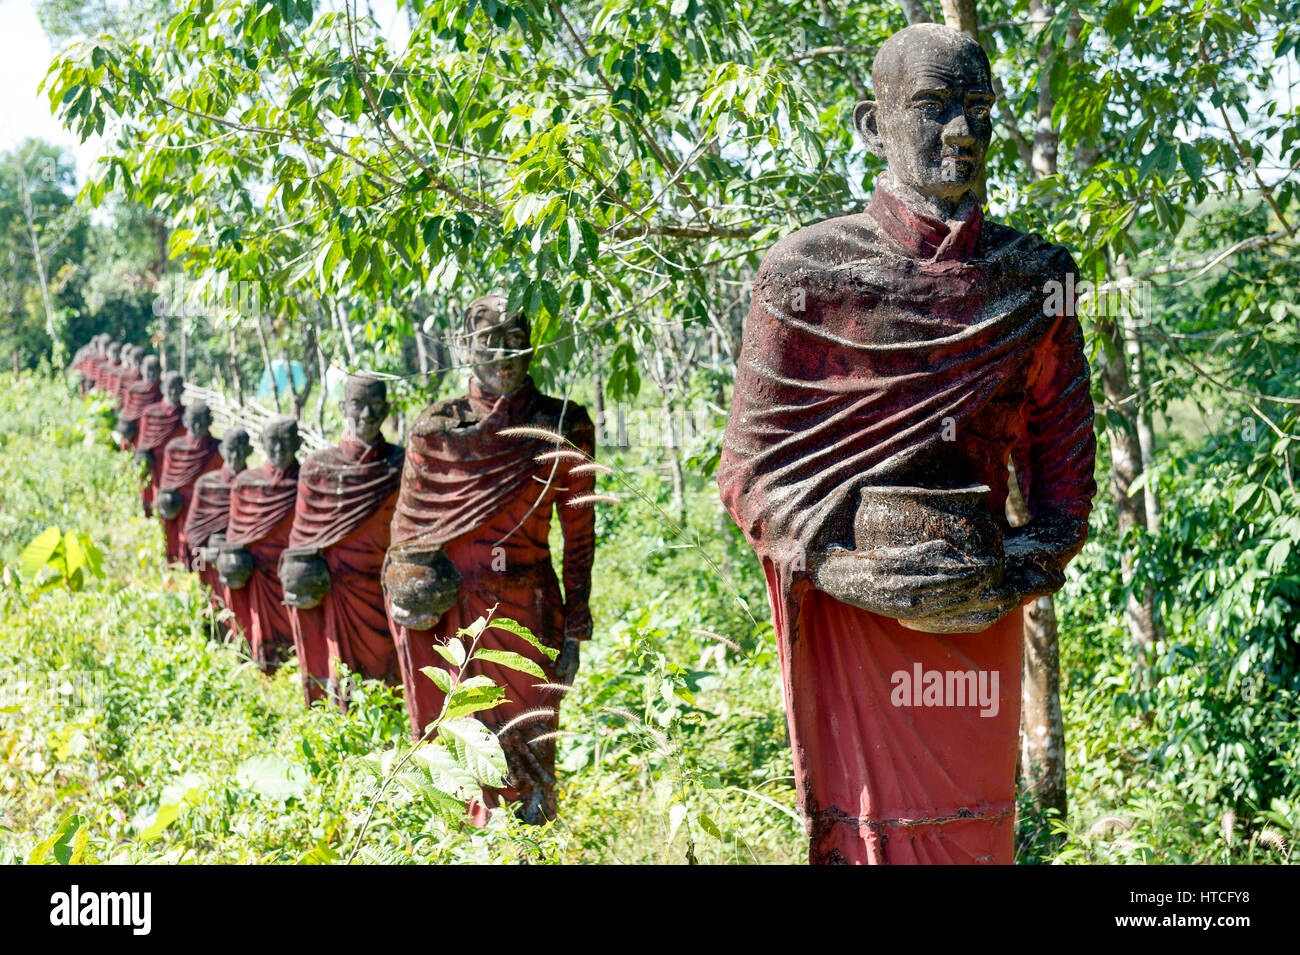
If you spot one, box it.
[19,525,106,596]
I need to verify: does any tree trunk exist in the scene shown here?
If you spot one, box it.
[1007,466,1067,825]
[228,326,244,405]
[1099,314,1160,655]
[898,0,933,26]
[333,299,358,367]
[593,350,606,445]
[180,314,188,381]
[255,314,281,413]
[16,156,64,369]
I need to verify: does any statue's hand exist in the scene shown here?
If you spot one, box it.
[388,601,444,632]
[813,540,999,622]
[552,636,581,689]
[563,603,592,642]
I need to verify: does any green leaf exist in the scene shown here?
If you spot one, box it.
[236,756,308,801]
[438,717,508,788]
[697,811,722,840]
[1178,142,1203,183]
[139,803,181,843]
[667,803,688,845]
[444,676,507,719]
[20,525,62,580]
[490,617,560,660]
[472,648,547,680]
[412,742,481,803]
[420,665,452,694]
[28,813,86,864]
[432,637,466,667]
[62,531,86,578]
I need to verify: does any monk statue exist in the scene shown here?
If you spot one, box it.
[280,375,405,707]
[114,345,143,409]
[718,24,1097,865]
[116,355,162,450]
[185,427,252,609]
[383,295,596,825]
[218,417,302,672]
[157,402,222,565]
[72,335,106,394]
[134,371,186,519]
[98,340,123,395]
[80,335,107,392]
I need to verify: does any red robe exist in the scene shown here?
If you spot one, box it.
[184,464,239,609]
[388,378,595,818]
[95,360,123,393]
[283,437,404,706]
[718,176,1096,864]
[159,433,222,566]
[136,400,185,519]
[73,349,96,394]
[113,367,141,409]
[119,380,162,451]
[224,463,300,671]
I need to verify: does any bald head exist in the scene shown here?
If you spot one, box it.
[465,293,532,396]
[141,355,161,383]
[341,374,389,444]
[853,23,995,218]
[162,371,184,405]
[262,416,301,469]
[220,427,252,471]
[184,402,213,439]
[344,373,388,404]
[870,24,991,109]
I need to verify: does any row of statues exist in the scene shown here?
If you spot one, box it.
[67,24,1099,864]
[71,295,596,825]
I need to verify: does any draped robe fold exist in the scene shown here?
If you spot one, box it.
[75,350,98,394]
[224,463,300,671]
[136,401,185,519]
[184,464,239,610]
[113,368,141,409]
[283,437,405,706]
[95,360,122,394]
[159,433,222,565]
[388,377,596,820]
[120,380,162,451]
[718,177,1096,864]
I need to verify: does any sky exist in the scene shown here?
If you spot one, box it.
[0,0,410,181]
[0,0,105,176]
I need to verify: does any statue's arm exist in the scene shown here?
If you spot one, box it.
[1012,289,1098,597]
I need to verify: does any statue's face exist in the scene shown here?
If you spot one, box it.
[263,426,301,470]
[221,434,251,471]
[142,360,161,384]
[860,41,994,210]
[468,315,531,395]
[342,387,389,444]
[187,410,212,440]
[164,378,184,404]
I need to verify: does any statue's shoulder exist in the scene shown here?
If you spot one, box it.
[531,393,594,441]
[300,445,333,469]
[758,212,881,280]
[981,217,1080,278]
[230,466,259,490]
[198,468,229,487]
